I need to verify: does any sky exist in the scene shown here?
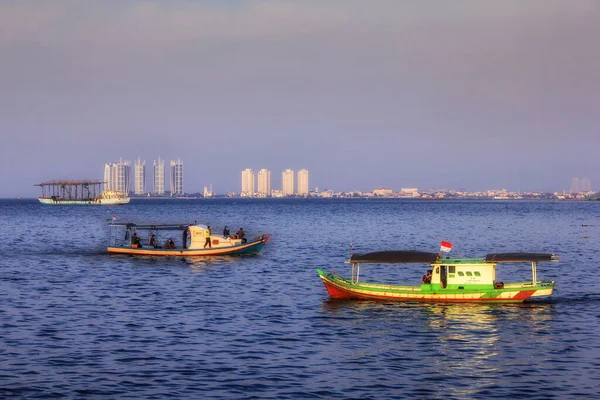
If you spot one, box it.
[1,0,599,197]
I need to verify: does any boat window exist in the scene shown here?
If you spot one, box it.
[435,267,439,274]
[466,271,473,276]
[458,271,464,276]
[449,266,455,273]
[474,271,481,277]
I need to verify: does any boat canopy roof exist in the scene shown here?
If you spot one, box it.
[350,251,440,264]
[110,222,199,231]
[485,253,557,263]
[349,250,558,264]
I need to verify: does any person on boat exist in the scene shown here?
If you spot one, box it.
[223,226,230,238]
[422,270,432,284]
[183,228,188,249]
[131,232,142,248]
[204,225,212,248]
[236,228,247,243]
[149,234,158,248]
[163,238,176,249]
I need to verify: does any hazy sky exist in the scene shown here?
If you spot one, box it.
[1,0,599,197]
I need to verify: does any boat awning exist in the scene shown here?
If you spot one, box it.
[485,253,557,263]
[350,251,439,264]
[110,223,192,231]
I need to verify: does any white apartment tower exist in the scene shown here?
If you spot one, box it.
[104,159,131,194]
[257,169,271,197]
[571,177,580,194]
[134,158,146,195]
[282,169,294,196]
[297,169,309,196]
[241,168,255,197]
[170,158,184,196]
[153,157,165,195]
[581,177,591,192]
[571,177,591,193]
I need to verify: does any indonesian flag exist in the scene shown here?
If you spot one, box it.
[440,241,453,253]
[112,215,117,221]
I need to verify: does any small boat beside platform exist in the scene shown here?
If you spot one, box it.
[317,250,558,303]
[107,222,270,256]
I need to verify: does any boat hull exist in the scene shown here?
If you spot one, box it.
[317,270,554,303]
[108,235,269,256]
[39,197,130,205]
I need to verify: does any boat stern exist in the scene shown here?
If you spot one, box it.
[527,281,555,298]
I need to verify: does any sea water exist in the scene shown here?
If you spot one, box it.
[0,198,599,399]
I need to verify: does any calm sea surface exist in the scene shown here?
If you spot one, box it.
[1,198,599,399]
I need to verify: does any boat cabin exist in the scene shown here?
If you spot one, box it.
[428,258,497,290]
[187,224,243,249]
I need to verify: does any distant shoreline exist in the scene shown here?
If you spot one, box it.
[4,196,599,202]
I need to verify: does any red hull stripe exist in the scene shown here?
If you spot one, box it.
[321,278,534,303]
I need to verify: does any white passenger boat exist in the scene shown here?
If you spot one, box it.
[107,222,270,256]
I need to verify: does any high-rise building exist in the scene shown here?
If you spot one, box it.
[104,159,131,194]
[581,177,591,192]
[571,177,580,193]
[170,158,184,196]
[257,169,271,197]
[572,177,592,193]
[241,168,255,197]
[297,169,309,196]
[153,157,165,195]
[134,158,146,195]
[282,169,294,196]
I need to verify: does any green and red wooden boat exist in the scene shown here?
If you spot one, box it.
[317,250,558,303]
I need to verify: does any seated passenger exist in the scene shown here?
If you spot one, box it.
[422,269,432,284]
[163,238,177,249]
[149,234,158,248]
[236,228,247,243]
[131,232,142,248]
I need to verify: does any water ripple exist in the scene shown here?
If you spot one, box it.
[0,199,599,398]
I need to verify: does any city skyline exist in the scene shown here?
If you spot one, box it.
[28,155,600,197]
[20,154,600,197]
[240,168,310,197]
[2,1,600,197]
[103,157,186,196]
[32,157,600,198]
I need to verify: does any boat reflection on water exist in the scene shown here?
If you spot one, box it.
[183,255,245,270]
[108,253,245,271]
[424,302,554,398]
[319,300,555,398]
